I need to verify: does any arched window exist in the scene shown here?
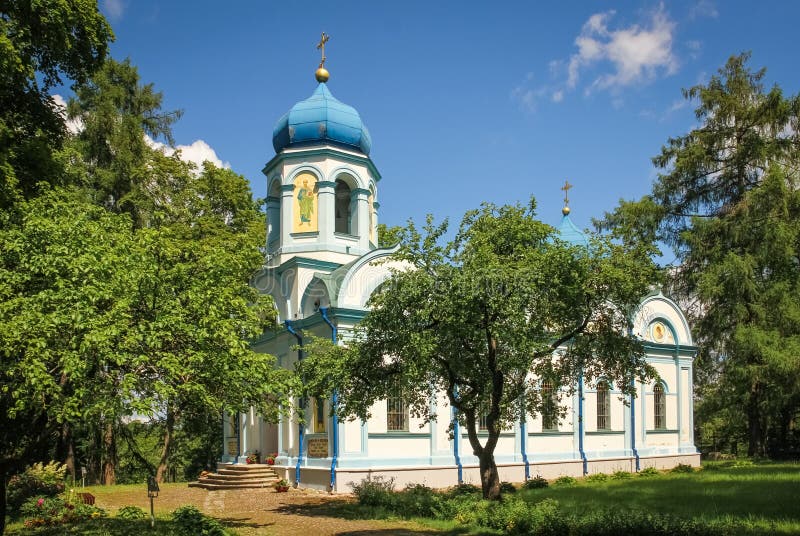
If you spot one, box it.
[654,383,666,430]
[596,381,611,430]
[541,380,558,431]
[334,179,352,234]
[386,387,408,432]
[267,179,281,244]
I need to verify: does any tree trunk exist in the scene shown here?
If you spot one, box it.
[478,450,501,500]
[102,421,116,485]
[155,406,175,483]
[747,381,763,458]
[1,464,7,536]
[60,422,75,481]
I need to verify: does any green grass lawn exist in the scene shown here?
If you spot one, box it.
[321,461,800,535]
[512,463,800,533]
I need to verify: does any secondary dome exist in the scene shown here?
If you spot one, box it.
[272,83,372,155]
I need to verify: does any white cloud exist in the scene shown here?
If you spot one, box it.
[552,90,564,103]
[50,94,84,134]
[146,136,231,172]
[563,5,678,93]
[102,0,125,21]
[689,0,718,20]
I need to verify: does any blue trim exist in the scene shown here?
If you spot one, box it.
[577,372,588,475]
[630,385,640,472]
[320,307,339,491]
[286,321,304,484]
[520,401,530,480]
[451,387,463,484]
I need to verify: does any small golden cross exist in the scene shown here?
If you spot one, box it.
[316,32,330,68]
[561,180,573,207]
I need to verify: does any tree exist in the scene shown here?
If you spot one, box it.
[301,200,659,499]
[0,189,136,529]
[66,57,182,223]
[0,0,112,211]
[124,156,297,483]
[599,53,800,457]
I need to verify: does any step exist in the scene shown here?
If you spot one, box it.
[199,476,279,486]
[189,481,280,490]
[217,468,277,477]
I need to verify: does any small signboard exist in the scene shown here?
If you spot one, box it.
[307,437,328,458]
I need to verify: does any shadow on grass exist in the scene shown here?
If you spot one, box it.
[216,515,276,531]
[6,518,185,535]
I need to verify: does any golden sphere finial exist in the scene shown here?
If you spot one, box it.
[562,205,571,216]
[315,67,329,83]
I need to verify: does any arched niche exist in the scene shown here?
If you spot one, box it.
[267,178,282,245]
[334,173,358,235]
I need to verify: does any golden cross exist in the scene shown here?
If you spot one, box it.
[316,32,330,68]
[561,180,573,206]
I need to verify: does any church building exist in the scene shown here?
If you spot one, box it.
[220,46,700,492]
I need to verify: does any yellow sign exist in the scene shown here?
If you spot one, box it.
[293,172,318,233]
[307,437,328,458]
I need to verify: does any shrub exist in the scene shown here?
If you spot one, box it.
[671,463,695,473]
[571,508,728,536]
[586,472,609,482]
[395,483,438,517]
[172,505,228,536]
[638,466,660,477]
[500,481,517,494]
[448,482,480,497]
[612,470,632,480]
[523,475,550,489]
[433,493,480,522]
[553,475,577,486]
[7,461,67,510]
[470,497,568,536]
[20,496,105,527]
[350,475,396,508]
[117,505,147,520]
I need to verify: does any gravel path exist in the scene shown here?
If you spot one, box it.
[93,484,441,536]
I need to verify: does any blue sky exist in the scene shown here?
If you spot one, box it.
[97,1,799,253]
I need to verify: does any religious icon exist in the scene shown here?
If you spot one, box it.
[652,322,666,342]
[297,179,315,225]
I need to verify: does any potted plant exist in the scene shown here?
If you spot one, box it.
[246,450,261,464]
[265,452,278,465]
[274,478,290,493]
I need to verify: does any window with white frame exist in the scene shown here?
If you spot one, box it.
[541,380,558,431]
[597,381,611,430]
[386,388,408,432]
[653,383,666,429]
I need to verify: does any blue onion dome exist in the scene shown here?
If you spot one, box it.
[557,207,589,247]
[272,83,372,155]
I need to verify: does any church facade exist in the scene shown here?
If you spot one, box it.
[221,65,700,492]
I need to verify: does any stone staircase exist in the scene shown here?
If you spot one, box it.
[189,464,280,490]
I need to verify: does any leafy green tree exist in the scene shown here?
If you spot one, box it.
[599,53,800,457]
[66,57,182,223]
[0,189,136,528]
[300,200,658,499]
[377,223,403,247]
[0,0,112,211]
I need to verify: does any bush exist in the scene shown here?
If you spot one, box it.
[500,481,517,494]
[612,470,632,480]
[395,483,438,517]
[523,475,550,489]
[671,463,695,473]
[470,497,568,535]
[350,475,396,508]
[7,461,67,510]
[571,508,729,536]
[172,505,228,535]
[586,472,609,482]
[638,466,660,477]
[19,495,105,527]
[448,482,480,497]
[553,475,577,486]
[117,505,147,520]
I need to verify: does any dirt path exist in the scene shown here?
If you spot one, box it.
[90,484,441,536]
